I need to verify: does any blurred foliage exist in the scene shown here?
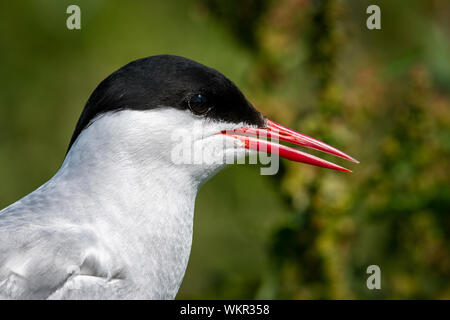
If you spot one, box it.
[199,0,450,299]
[0,0,449,299]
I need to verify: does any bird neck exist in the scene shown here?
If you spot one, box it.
[59,129,200,227]
[52,116,202,295]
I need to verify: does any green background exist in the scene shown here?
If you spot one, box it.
[0,0,449,299]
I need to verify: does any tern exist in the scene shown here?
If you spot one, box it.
[0,55,357,299]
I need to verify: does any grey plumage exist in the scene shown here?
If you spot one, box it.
[0,109,235,299]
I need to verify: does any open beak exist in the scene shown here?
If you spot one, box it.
[221,119,358,172]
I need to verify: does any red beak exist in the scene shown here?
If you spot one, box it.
[221,119,358,172]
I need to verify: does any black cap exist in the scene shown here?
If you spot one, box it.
[68,55,265,151]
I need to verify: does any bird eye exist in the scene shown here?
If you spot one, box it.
[188,94,211,115]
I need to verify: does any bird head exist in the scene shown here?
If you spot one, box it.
[67,55,357,185]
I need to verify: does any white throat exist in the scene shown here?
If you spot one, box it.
[48,108,246,298]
